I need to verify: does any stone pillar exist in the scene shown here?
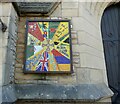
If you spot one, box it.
[1,3,18,103]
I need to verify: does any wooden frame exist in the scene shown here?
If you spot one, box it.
[24,19,73,74]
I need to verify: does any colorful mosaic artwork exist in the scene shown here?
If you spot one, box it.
[24,20,72,73]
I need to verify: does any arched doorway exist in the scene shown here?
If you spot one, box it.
[101,3,120,104]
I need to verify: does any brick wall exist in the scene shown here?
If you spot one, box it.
[15,1,109,86]
[15,16,79,85]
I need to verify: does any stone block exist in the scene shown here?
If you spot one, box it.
[72,39,78,44]
[18,27,25,34]
[18,21,26,29]
[46,75,59,81]
[2,84,17,103]
[72,44,80,52]
[2,38,8,47]
[15,83,113,101]
[62,0,78,2]
[9,20,17,36]
[73,63,80,68]
[73,57,80,64]
[71,33,77,39]
[16,44,25,49]
[90,69,103,83]
[50,4,62,17]
[10,4,18,20]
[0,38,2,48]
[58,74,76,85]
[2,63,11,85]
[0,3,2,16]
[76,68,91,84]
[15,64,23,68]
[78,3,98,27]
[15,72,45,80]
[0,65,2,85]
[71,30,77,34]
[37,80,58,85]
[72,17,100,40]
[5,53,12,65]
[15,68,23,73]
[79,44,105,59]
[2,32,9,39]
[19,17,26,23]
[79,53,106,70]
[15,80,38,84]
[16,58,24,65]
[0,48,2,65]
[72,52,79,56]
[16,52,24,59]
[16,47,24,53]
[17,37,25,44]
[2,47,7,64]
[78,31,103,51]
[62,2,78,9]
[62,9,78,17]
[2,3,12,16]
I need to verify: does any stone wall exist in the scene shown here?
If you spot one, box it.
[15,18,79,85]
[14,1,113,102]
[1,3,18,86]
[1,3,18,103]
[1,0,118,103]
[15,1,107,86]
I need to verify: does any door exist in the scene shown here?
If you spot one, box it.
[101,3,120,104]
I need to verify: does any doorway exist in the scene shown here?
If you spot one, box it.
[101,3,120,104]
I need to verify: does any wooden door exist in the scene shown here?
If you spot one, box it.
[101,3,120,103]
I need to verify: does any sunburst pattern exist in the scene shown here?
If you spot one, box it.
[25,21,71,72]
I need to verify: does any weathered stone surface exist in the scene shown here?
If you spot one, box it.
[78,31,103,52]
[15,72,46,81]
[79,53,106,70]
[50,4,62,17]
[71,17,100,40]
[73,64,80,68]
[2,84,17,103]
[71,34,77,39]
[15,83,113,101]
[16,44,25,49]
[58,75,76,85]
[72,39,78,44]
[72,52,79,56]
[46,75,59,81]
[2,47,7,64]
[72,45,80,53]
[16,53,24,59]
[15,63,23,68]
[0,3,2,16]
[62,9,78,17]
[2,3,12,16]
[73,57,80,64]
[1,1,116,103]
[62,2,78,9]
[79,44,104,59]
[15,80,38,84]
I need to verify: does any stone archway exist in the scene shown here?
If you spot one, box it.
[101,2,120,103]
